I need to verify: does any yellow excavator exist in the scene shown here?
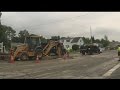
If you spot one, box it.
[12,35,64,61]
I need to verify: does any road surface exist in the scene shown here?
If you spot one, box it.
[0,50,119,79]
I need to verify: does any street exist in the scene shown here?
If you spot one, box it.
[0,50,119,79]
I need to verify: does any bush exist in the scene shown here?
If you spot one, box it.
[69,49,73,52]
[72,44,79,51]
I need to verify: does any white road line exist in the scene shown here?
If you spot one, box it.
[103,63,120,77]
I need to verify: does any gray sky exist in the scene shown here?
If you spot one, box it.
[1,12,120,41]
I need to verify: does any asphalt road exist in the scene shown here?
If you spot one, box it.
[0,50,119,79]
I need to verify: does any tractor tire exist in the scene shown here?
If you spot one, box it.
[35,47,43,59]
[36,52,43,60]
[20,53,29,61]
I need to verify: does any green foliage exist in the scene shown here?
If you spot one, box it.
[82,37,91,44]
[0,24,16,50]
[18,30,29,43]
[101,38,110,47]
[69,49,73,52]
[72,44,79,51]
[91,36,95,43]
[12,36,20,43]
[51,36,60,41]
[95,39,101,43]
[104,35,108,41]
[82,35,110,48]
[41,37,47,43]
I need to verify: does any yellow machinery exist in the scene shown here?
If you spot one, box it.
[13,35,64,60]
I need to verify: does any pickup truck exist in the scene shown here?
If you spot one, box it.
[80,45,101,55]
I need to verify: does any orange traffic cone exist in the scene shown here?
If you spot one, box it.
[9,49,15,63]
[63,53,67,60]
[10,55,14,63]
[36,55,40,63]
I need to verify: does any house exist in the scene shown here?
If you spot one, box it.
[0,42,3,52]
[0,42,7,53]
[60,37,84,49]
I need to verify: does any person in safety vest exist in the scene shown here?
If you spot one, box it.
[117,45,120,61]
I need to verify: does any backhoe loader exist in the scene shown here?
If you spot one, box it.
[12,35,64,61]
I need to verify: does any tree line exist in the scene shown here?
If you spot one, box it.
[82,35,110,47]
[0,24,31,50]
[0,23,110,51]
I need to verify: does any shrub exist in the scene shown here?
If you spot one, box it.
[72,44,79,51]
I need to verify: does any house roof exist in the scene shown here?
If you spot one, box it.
[71,37,82,43]
[61,37,66,39]
[60,37,73,41]
[27,34,42,38]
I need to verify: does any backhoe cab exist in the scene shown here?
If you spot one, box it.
[13,35,42,60]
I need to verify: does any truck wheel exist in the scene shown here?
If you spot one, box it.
[20,53,29,61]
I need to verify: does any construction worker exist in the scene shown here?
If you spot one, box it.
[117,45,120,61]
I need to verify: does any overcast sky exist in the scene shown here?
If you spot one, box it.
[1,12,120,41]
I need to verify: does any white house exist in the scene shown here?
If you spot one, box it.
[0,42,7,53]
[60,37,84,49]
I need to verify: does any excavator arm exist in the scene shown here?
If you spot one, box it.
[42,40,62,57]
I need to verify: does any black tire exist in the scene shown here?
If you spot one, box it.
[15,57,21,61]
[38,52,43,59]
[35,52,43,60]
[35,46,43,59]
[82,51,85,55]
[20,53,29,61]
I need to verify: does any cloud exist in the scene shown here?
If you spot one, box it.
[93,27,120,41]
[1,12,120,41]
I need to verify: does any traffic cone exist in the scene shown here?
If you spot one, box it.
[67,52,69,59]
[9,54,14,63]
[9,49,15,63]
[63,53,67,60]
[36,55,40,63]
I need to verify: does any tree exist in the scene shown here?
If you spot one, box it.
[0,26,6,42]
[104,35,110,47]
[12,36,20,43]
[91,36,95,43]
[51,36,60,41]
[18,30,29,43]
[0,24,16,50]
[95,39,101,43]
[72,44,79,51]
[41,36,47,44]
[5,26,16,40]
[104,35,108,41]
[101,37,110,47]
[82,37,91,44]
[112,40,115,42]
